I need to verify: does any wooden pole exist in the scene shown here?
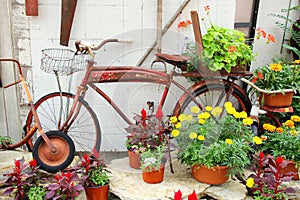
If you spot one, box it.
[190,10,204,56]
[137,0,191,66]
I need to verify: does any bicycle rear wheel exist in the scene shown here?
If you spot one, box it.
[24,92,101,155]
[173,81,251,117]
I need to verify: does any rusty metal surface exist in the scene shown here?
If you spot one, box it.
[25,0,38,16]
[60,0,78,46]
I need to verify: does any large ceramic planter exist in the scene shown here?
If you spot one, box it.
[262,91,294,107]
[85,184,109,200]
[128,150,141,169]
[192,164,229,185]
[142,166,165,184]
[281,160,299,180]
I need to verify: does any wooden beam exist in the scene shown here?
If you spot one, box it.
[60,0,78,46]
[190,10,204,56]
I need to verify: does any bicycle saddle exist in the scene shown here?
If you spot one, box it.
[155,52,190,70]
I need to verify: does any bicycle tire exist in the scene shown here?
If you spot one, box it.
[24,92,101,155]
[173,81,251,117]
[33,131,75,173]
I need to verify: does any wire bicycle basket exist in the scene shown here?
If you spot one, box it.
[41,48,87,76]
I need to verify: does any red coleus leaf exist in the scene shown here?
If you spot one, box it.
[174,189,182,200]
[188,190,197,200]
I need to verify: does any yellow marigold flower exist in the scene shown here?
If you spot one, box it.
[197,135,205,141]
[198,119,205,125]
[226,106,236,114]
[186,114,193,120]
[240,111,248,119]
[178,114,187,122]
[205,106,213,111]
[261,135,267,141]
[246,177,255,188]
[171,129,180,137]
[263,124,276,132]
[211,107,222,117]
[225,139,233,145]
[291,115,300,122]
[284,120,294,128]
[270,63,282,72]
[253,136,262,145]
[290,129,298,136]
[198,112,210,119]
[233,111,241,119]
[224,102,232,108]
[276,127,283,133]
[294,60,300,64]
[243,118,253,126]
[189,132,198,139]
[169,116,178,124]
[191,106,200,114]
[175,122,181,129]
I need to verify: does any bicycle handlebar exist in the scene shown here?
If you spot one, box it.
[75,39,132,52]
[240,77,295,94]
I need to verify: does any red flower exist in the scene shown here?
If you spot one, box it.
[259,152,264,159]
[188,190,197,200]
[177,20,192,29]
[267,33,275,43]
[276,156,283,165]
[14,160,20,168]
[252,76,257,84]
[257,71,264,80]
[29,159,37,168]
[204,5,210,11]
[155,106,164,121]
[174,189,182,200]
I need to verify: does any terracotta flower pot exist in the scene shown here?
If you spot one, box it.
[142,166,165,184]
[128,150,141,169]
[262,92,294,107]
[85,184,109,200]
[192,164,229,185]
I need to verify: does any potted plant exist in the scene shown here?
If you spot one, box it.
[182,6,256,74]
[246,152,296,199]
[257,115,300,180]
[0,135,12,149]
[140,144,167,184]
[78,152,110,200]
[2,157,48,200]
[249,61,300,107]
[170,102,254,185]
[125,106,167,169]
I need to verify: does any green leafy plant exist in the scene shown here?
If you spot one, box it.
[27,186,46,200]
[258,115,300,166]
[140,144,167,171]
[170,102,254,176]
[246,152,296,199]
[0,135,12,148]
[250,61,300,92]
[79,152,110,187]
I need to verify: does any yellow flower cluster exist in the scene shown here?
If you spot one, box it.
[262,124,276,132]
[269,63,282,72]
[252,136,262,145]
[225,102,253,125]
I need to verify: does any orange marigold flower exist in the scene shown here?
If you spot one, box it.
[276,127,283,133]
[291,115,300,122]
[284,120,295,128]
[270,63,282,72]
[261,135,267,141]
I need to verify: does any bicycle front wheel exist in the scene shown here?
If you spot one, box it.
[173,81,251,118]
[24,92,101,155]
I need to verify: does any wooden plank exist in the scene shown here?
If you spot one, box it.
[190,10,204,56]
[60,0,78,46]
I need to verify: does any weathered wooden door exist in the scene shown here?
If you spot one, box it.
[0,0,22,142]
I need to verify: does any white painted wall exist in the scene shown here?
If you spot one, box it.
[1,0,298,151]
